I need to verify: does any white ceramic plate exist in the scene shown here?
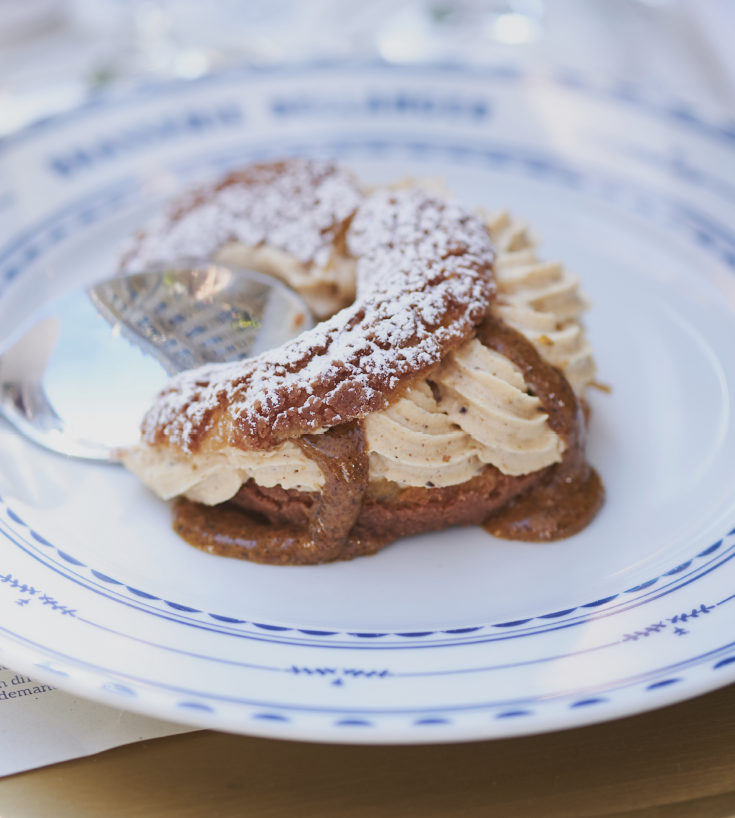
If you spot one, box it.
[1,62,735,744]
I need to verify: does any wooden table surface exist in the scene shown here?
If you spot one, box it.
[2,683,735,817]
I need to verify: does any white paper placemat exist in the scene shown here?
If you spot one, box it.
[0,663,191,778]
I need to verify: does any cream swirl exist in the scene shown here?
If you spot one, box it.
[365,381,483,487]
[483,210,596,395]
[366,339,564,487]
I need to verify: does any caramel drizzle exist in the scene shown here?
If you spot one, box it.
[172,422,369,565]
[476,315,604,540]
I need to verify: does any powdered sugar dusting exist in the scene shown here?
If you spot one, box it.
[139,170,496,452]
[121,159,362,273]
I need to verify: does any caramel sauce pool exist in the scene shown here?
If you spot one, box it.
[477,316,604,540]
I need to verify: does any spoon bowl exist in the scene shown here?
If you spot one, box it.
[0,263,313,460]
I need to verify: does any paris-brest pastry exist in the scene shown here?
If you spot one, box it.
[121,159,603,564]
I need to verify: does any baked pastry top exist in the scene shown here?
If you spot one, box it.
[122,158,603,564]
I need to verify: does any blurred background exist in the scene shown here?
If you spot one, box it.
[1,0,733,139]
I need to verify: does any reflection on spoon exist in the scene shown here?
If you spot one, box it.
[0,263,313,461]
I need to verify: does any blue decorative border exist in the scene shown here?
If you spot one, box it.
[1,60,733,154]
[2,616,735,728]
[3,500,735,651]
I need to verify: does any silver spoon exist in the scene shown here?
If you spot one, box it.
[0,263,313,461]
